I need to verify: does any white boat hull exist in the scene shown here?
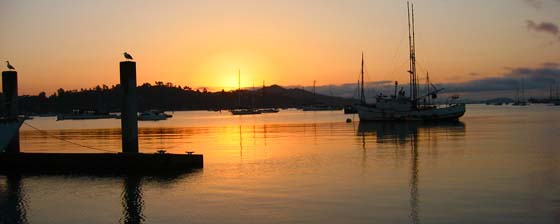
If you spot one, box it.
[357,104,466,121]
[138,114,168,121]
[230,109,261,115]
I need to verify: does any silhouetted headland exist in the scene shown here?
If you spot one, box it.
[5,83,355,115]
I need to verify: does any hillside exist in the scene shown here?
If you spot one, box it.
[10,83,356,114]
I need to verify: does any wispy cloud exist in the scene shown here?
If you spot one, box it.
[523,0,560,9]
[524,0,543,9]
[527,20,559,35]
[444,65,560,93]
[468,72,481,77]
[526,20,560,41]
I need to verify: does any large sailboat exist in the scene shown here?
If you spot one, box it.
[357,2,465,121]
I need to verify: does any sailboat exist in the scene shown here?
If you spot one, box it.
[256,81,280,113]
[357,2,465,121]
[230,70,261,115]
[302,81,341,111]
[512,80,528,106]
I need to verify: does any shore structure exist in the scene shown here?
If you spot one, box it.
[0,55,203,174]
[1,69,23,153]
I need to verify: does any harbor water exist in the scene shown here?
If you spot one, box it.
[1,104,559,223]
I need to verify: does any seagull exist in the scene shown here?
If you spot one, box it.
[5,61,15,70]
[123,52,133,60]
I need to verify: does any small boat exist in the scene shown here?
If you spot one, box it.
[344,105,358,114]
[230,108,262,115]
[257,108,279,113]
[0,117,24,152]
[302,105,341,111]
[138,110,172,121]
[57,109,118,121]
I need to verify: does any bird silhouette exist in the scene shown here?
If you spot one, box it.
[5,61,15,70]
[124,52,133,60]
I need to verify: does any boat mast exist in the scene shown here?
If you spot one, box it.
[426,71,430,105]
[360,52,366,104]
[521,80,524,102]
[313,80,316,99]
[407,2,418,108]
[238,69,241,108]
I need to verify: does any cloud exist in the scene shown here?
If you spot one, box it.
[541,62,559,68]
[527,20,559,35]
[524,0,543,8]
[523,0,560,9]
[526,20,560,41]
[468,72,481,77]
[298,63,560,100]
[444,65,560,93]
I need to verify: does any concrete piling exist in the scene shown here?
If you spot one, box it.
[2,70,20,153]
[120,61,139,154]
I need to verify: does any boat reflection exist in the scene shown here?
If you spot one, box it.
[357,121,465,145]
[0,171,200,224]
[357,121,466,224]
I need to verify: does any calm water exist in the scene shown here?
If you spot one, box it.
[1,105,559,223]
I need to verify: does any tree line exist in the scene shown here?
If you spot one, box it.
[1,82,354,114]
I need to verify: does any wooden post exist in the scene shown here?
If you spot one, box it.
[2,70,20,153]
[120,61,138,154]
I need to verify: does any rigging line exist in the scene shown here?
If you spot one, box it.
[387,30,408,78]
[22,122,118,153]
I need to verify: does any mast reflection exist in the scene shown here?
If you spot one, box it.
[357,121,466,224]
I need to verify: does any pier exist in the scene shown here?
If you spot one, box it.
[0,56,203,174]
[0,153,202,174]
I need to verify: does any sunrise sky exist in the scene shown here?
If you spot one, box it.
[1,0,559,95]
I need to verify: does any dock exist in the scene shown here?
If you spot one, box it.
[0,152,203,174]
[1,56,204,174]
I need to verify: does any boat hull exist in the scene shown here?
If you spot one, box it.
[357,104,466,121]
[57,114,118,120]
[230,109,262,115]
[0,118,24,152]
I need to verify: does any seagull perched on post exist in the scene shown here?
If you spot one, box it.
[5,61,15,70]
[123,52,134,60]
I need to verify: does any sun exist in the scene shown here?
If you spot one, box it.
[194,50,274,91]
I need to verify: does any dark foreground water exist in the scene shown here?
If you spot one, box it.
[1,104,559,223]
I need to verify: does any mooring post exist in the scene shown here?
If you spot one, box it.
[120,61,139,154]
[2,70,20,153]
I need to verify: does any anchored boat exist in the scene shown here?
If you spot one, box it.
[230,70,262,115]
[56,109,118,121]
[138,110,172,121]
[357,2,465,121]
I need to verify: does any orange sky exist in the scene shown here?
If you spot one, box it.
[1,0,559,95]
